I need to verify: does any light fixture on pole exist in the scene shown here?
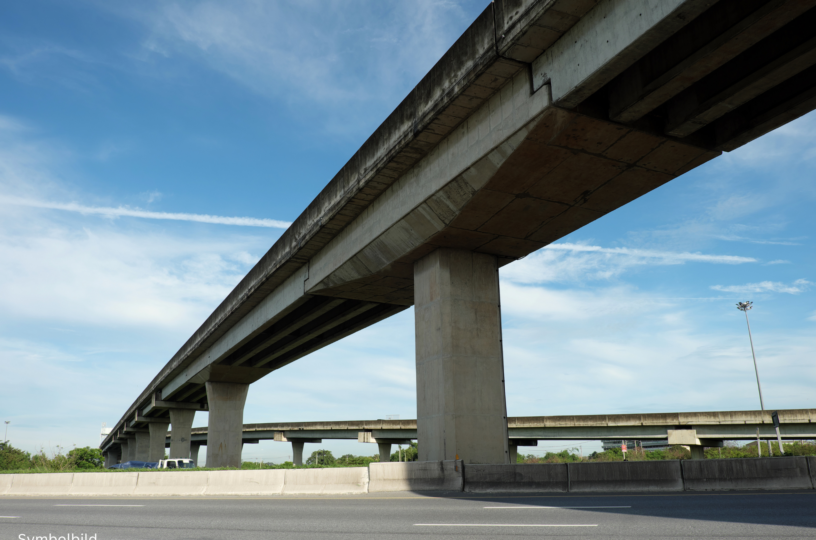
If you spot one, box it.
[736,301,775,456]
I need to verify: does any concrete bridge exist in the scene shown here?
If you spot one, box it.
[103,408,816,467]
[100,0,816,468]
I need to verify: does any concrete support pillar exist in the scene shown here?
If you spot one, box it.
[120,440,129,463]
[292,441,304,466]
[190,442,203,467]
[148,422,170,462]
[690,446,705,460]
[134,432,150,461]
[509,443,518,464]
[127,438,138,461]
[378,443,392,463]
[169,409,196,459]
[414,248,509,464]
[205,381,249,468]
[103,451,112,468]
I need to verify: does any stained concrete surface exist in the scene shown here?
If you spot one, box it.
[1,491,815,539]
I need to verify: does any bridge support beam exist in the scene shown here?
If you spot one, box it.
[205,381,249,468]
[148,422,169,462]
[191,442,203,467]
[119,440,129,463]
[169,409,196,459]
[134,432,150,461]
[378,443,391,463]
[414,248,509,464]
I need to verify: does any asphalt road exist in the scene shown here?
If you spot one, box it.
[1,491,815,540]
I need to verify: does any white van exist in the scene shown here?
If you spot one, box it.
[156,458,195,469]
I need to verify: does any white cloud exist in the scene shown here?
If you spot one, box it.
[502,242,756,284]
[711,279,811,295]
[0,195,291,229]
[765,260,791,265]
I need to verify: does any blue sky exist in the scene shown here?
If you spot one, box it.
[1,0,813,462]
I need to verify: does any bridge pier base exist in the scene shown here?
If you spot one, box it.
[205,381,249,468]
[414,248,509,464]
[134,432,150,461]
[148,422,169,462]
[292,441,304,466]
[169,409,196,459]
[690,446,705,460]
[119,440,129,463]
[509,443,518,464]
[378,443,391,462]
[191,442,203,467]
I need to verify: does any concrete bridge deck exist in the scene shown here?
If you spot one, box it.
[102,0,816,468]
[154,409,816,465]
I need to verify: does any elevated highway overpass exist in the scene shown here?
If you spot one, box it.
[101,0,816,468]
[103,409,816,466]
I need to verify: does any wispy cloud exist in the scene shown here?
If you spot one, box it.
[0,196,290,228]
[502,242,756,284]
[545,243,756,264]
[765,260,791,265]
[713,234,801,246]
[711,279,811,295]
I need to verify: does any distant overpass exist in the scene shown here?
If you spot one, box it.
[109,409,815,466]
[101,0,816,468]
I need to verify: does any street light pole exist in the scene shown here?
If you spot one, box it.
[736,301,774,456]
[3,421,8,442]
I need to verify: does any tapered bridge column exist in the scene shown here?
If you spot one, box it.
[148,422,170,462]
[119,440,129,463]
[414,248,509,464]
[205,382,249,468]
[169,409,196,459]
[134,432,150,461]
[190,442,204,467]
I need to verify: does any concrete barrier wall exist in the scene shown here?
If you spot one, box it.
[282,468,368,494]
[464,464,567,493]
[1,458,815,496]
[69,472,138,496]
[369,460,463,492]
[133,471,209,496]
[206,470,286,495]
[682,457,814,491]
[0,474,13,495]
[568,461,684,493]
[8,473,74,495]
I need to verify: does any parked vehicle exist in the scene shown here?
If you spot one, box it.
[108,458,194,470]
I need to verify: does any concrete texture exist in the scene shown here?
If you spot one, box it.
[205,382,249,468]
[682,457,814,491]
[414,249,508,464]
[281,468,369,495]
[377,443,391,463]
[148,422,169,462]
[127,438,137,462]
[119,441,129,464]
[464,463,569,493]
[190,442,203,467]
[0,474,12,495]
[134,432,150,462]
[369,460,463,492]
[68,472,139,496]
[133,472,209,496]
[569,461,684,493]
[169,409,196,459]
[206,470,286,495]
[7,473,74,495]
[291,441,304,466]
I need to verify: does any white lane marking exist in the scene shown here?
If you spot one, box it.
[484,505,631,509]
[415,524,598,527]
[0,516,20,519]
[54,505,145,507]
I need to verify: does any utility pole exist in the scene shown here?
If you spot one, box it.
[737,301,773,457]
[3,421,8,442]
